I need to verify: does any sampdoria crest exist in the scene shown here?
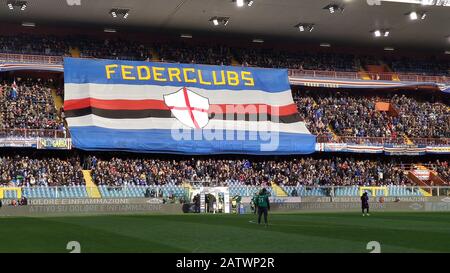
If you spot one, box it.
[163,87,210,129]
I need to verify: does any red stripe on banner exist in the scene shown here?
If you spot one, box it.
[64,98,167,110]
[64,98,299,116]
[183,87,200,129]
[168,106,208,112]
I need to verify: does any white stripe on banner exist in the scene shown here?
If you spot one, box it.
[64,83,294,106]
[66,114,311,134]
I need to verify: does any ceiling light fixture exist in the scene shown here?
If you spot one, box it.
[21,22,35,27]
[295,23,315,32]
[233,0,254,7]
[7,1,27,11]
[372,29,390,37]
[104,28,117,33]
[210,16,230,26]
[406,11,427,20]
[109,8,130,19]
[323,4,345,13]
[409,11,418,19]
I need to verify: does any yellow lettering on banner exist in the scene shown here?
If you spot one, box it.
[183,68,197,83]
[198,70,211,85]
[241,71,254,86]
[105,64,118,79]
[168,68,182,82]
[137,66,151,80]
[227,71,240,86]
[121,65,136,80]
[152,67,167,81]
[212,71,226,85]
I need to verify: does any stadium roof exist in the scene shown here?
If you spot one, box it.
[1,0,449,51]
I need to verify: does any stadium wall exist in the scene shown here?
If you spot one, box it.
[1,197,450,217]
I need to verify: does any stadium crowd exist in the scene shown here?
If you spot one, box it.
[0,34,448,75]
[233,48,359,71]
[0,153,444,188]
[432,160,450,184]
[0,154,83,187]
[155,42,233,66]
[0,79,65,137]
[384,56,449,76]
[86,155,417,187]
[0,34,69,56]
[294,91,450,142]
[0,76,447,144]
[392,95,449,139]
[76,37,151,61]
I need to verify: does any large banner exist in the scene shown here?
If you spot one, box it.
[63,58,315,154]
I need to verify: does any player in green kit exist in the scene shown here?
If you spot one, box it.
[256,188,270,227]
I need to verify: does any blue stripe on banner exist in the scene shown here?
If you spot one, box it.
[69,126,316,155]
[63,57,290,92]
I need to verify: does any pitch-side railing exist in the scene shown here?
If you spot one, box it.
[288,69,449,84]
[0,128,66,138]
[1,53,448,84]
[1,185,450,198]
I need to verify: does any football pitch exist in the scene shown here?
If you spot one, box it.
[1,212,450,253]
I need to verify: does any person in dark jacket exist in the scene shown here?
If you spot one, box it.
[361,192,370,216]
[256,188,270,226]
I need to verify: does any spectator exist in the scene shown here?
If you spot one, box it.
[0,154,83,187]
[0,79,65,136]
[88,155,425,187]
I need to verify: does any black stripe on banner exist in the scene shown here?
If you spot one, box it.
[65,108,172,119]
[64,108,302,124]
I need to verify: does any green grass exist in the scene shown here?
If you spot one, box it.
[1,212,450,253]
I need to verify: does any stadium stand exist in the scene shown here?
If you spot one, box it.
[154,42,233,66]
[87,155,435,187]
[294,90,450,144]
[0,32,448,201]
[430,160,450,185]
[0,154,83,187]
[0,79,65,136]
[0,151,447,199]
[233,47,359,71]
[0,34,448,75]
[0,34,69,56]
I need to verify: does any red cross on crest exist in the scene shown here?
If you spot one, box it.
[163,87,210,129]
